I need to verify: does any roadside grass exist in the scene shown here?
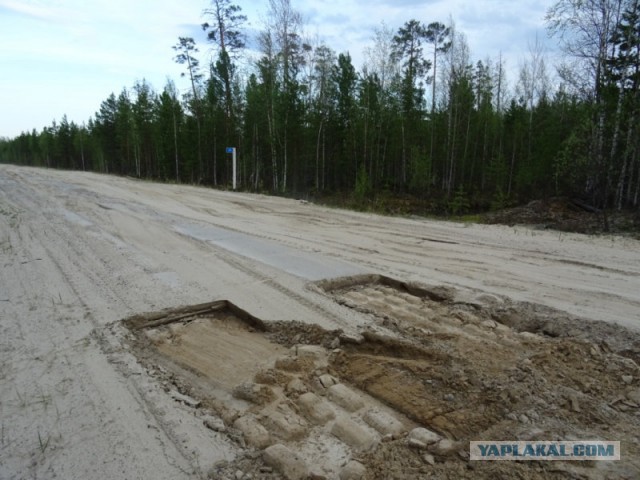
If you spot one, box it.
[0,203,20,228]
[37,430,50,454]
[454,213,484,224]
[0,235,12,253]
[315,192,640,236]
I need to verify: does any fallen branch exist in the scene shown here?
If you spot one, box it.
[571,198,601,214]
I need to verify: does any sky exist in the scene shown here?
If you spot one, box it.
[0,0,556,139]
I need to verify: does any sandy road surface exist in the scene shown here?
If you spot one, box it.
[1,164,639,479]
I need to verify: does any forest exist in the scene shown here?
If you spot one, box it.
[1,0,640,217]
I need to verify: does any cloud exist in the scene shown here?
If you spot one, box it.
[0,0,559,138]
[0,0,69,21]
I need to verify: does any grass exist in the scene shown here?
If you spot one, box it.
[51,292,63,306]
[36,388,52,412]
[0,235,12,253]
[15,388,26,408]
[455,214,484,223]
[37,429,50,454]
[14,386,52,411]
[0,204,20,228]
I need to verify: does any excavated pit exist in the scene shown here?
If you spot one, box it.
[120,288,640,479]
[123,301,419,479]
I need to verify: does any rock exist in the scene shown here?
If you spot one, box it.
[327,384,365,412]
[481,320,497,329]
[458,450,470,461]
[339,460,366,480]
[330,337,341,349]
[203,416,226,432]
[233,415,271,449]
[432,439,456,456]
[331,416,379,451]
[245,450,262,460]
[621,358,639,371]
[569,395,581,413]
[254,369,293,386]
[475,294,500,305]
[168,389,201,408]
[363,409,406,436]
[213,459,229,469]
[221,407,241,426]
[263,444,309,480]
[408,438,427,450]
[232,382,274,404]
[261,405,307,441]
[235,470,244,480]
[297,392,336,425]
[309,473,327,480]
[423,454,436,465]
[506,412,518,421]
[408,427,441,446]
[443,394,455,402]
[626,388,640,404]
[286,378,308,395]
[622,375,634,385]
[339,333,364,344]
[318,374,338,388]
[519,332,541,341]
[519,414,530,423]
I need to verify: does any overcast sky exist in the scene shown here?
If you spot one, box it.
[0,0,556,139]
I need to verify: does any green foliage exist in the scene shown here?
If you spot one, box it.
[449,185,470,215]
[354,164,371,200]
[409,149,431,192]
[553,125,591,195]
[3,3,640,212]
[490,187,509,211]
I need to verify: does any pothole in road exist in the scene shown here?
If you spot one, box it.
[121,287,640,479]
[124,301,421,479]
[313,274,640,479]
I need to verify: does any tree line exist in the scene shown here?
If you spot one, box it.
[1,0,639,215]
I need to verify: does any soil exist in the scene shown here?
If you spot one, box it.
[483,197,640,236]
[2,165,640,480]
[114,275,640,480]
[317,193,640,236]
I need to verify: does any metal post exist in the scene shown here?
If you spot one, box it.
[226,147,237,190]
[232,148,237,190]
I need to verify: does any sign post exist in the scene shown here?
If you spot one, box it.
[226,147,237,190]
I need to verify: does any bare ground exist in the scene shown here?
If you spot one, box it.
[1,165,640,479]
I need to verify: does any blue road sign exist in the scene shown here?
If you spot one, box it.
[226,147,234,153]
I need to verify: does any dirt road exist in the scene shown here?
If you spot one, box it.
[1,165,639,479]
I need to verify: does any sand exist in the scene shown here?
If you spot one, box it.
[1,164,639,479]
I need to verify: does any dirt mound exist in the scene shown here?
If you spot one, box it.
[483,197,640,235]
